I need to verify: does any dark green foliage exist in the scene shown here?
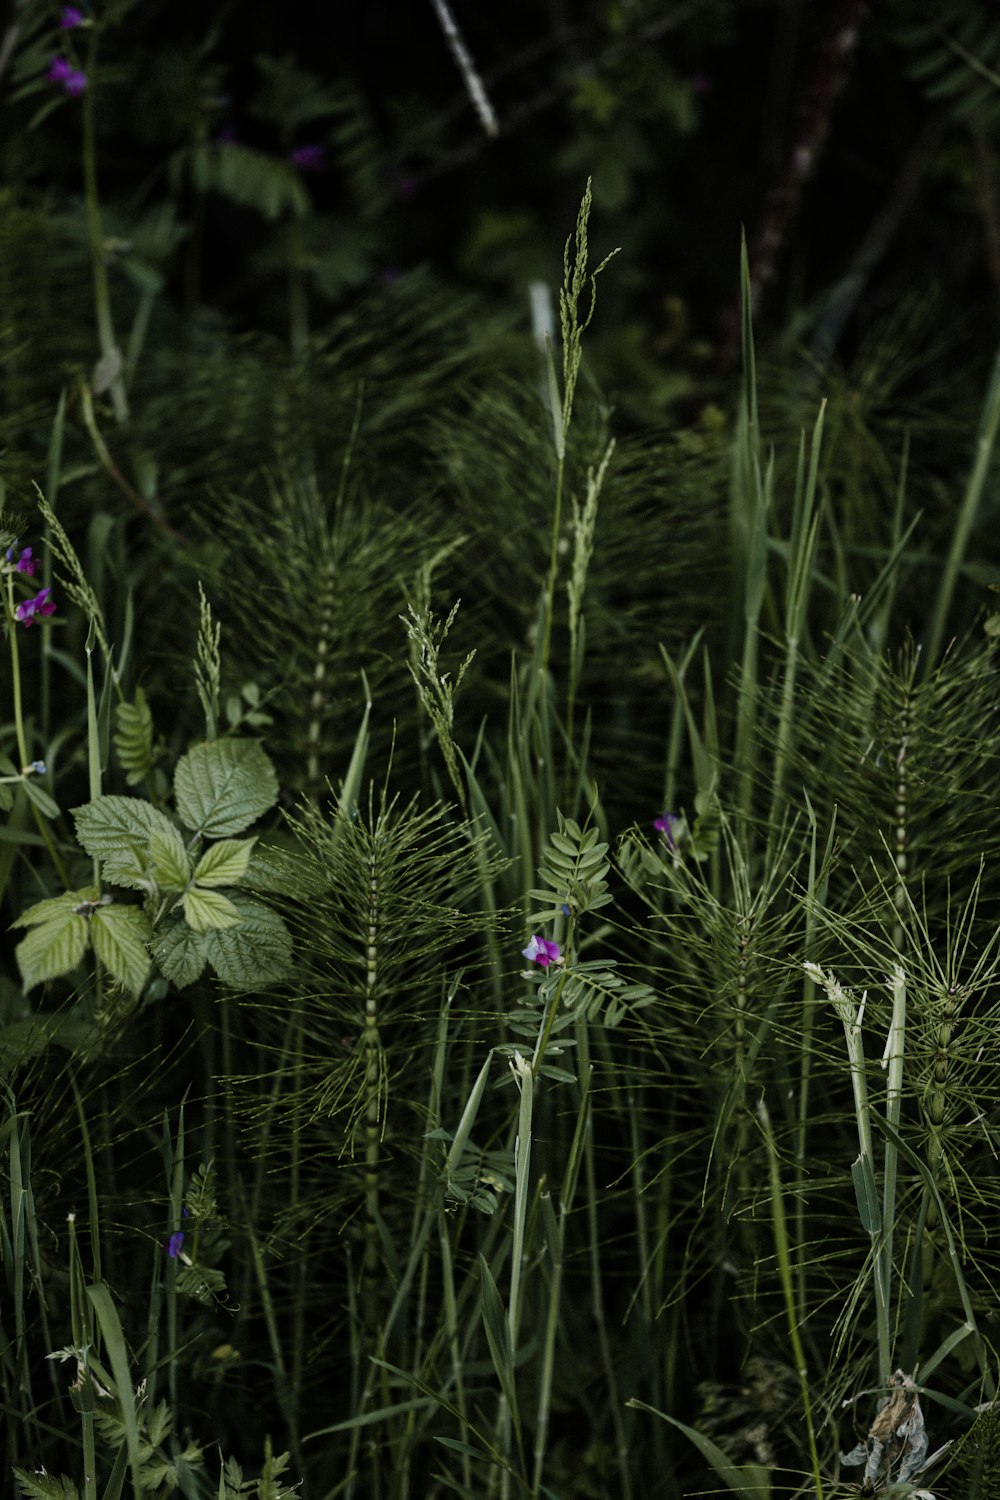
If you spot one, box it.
[5,5,1000,1498]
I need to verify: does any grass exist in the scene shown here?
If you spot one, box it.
[2,80,1000,1500]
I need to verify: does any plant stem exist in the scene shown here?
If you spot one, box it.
[80,27,128,425]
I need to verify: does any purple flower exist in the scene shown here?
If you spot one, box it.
[47,57,87,94]
[290,144,326,173]
[167,1230,184,1259]
[522,934,562,968]
[14,587,56,628]
[654,812,678,850]
[59,5,85,27]
[16,547,36,576]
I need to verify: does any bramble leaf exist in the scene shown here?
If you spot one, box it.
[193,837,256,888]
[202,892,293,987]
[149,825,192,893]
[152,916,209,988]
[90,905,153,995]
[73,796,178,858]
[174,740,278,837]
[15,901,90,991]
[182,887,242,933]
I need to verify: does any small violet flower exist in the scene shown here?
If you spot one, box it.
[654,812,678,850]
[59,5,86,27]
[289,144,326,172]
[47,57,87,94]
[14,587,56,628]
[522,934,562,968]
[15,547,36,576]
[166,1230,184,1259]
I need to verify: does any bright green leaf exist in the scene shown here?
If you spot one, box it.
[15,908,90,991]
[12,887,99,928]
[148,825,192,893]
[193,836,256,888]
[182,887,243,933]
[90,906,153,995]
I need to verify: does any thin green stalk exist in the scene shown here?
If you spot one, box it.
[806,963,891,1383]
[67,1214,99,1500]
[881,965,906,1346]
[532,1192,565,1497]
[4,570,68,882]
[767,401,826,835]
[924,342,1000,670]
[756,1098,825,1499]
[576,1023,633,1500]
[80,26,128,425]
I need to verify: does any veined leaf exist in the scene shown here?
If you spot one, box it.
[13,1468,82,1499]
[21,776,60,819]
[15,906,90,990]
[203,892,292,987]
[182,887,242,933]
[174,740,278,837]
[73,796,179,858]
[152,916,209,988]
[148,825,192,893]
[13,886,100,928]
[114,686,157,786]
[193,836,256,888]
[90,906,153,995]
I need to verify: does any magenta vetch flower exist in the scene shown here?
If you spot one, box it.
[14,587,56,628]
[654,812,678,849]
[290,144,326,172]
[59,5,85,26]
[47,57,87,94]
[5,542,36,575]
[522,934,562,968]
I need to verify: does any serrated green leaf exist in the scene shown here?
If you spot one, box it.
[13,887,100,928]
[193,836,256,888]
[151,916,209,988]
[73,796,179,858]
[174,740,278,837]
[13,1468,82,1499]
[16,908,90,990]
[100,847,153,892]
[182,887,243,933]
[90,906,153,995]
[203,892,293,987]
[148,825,192,892]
